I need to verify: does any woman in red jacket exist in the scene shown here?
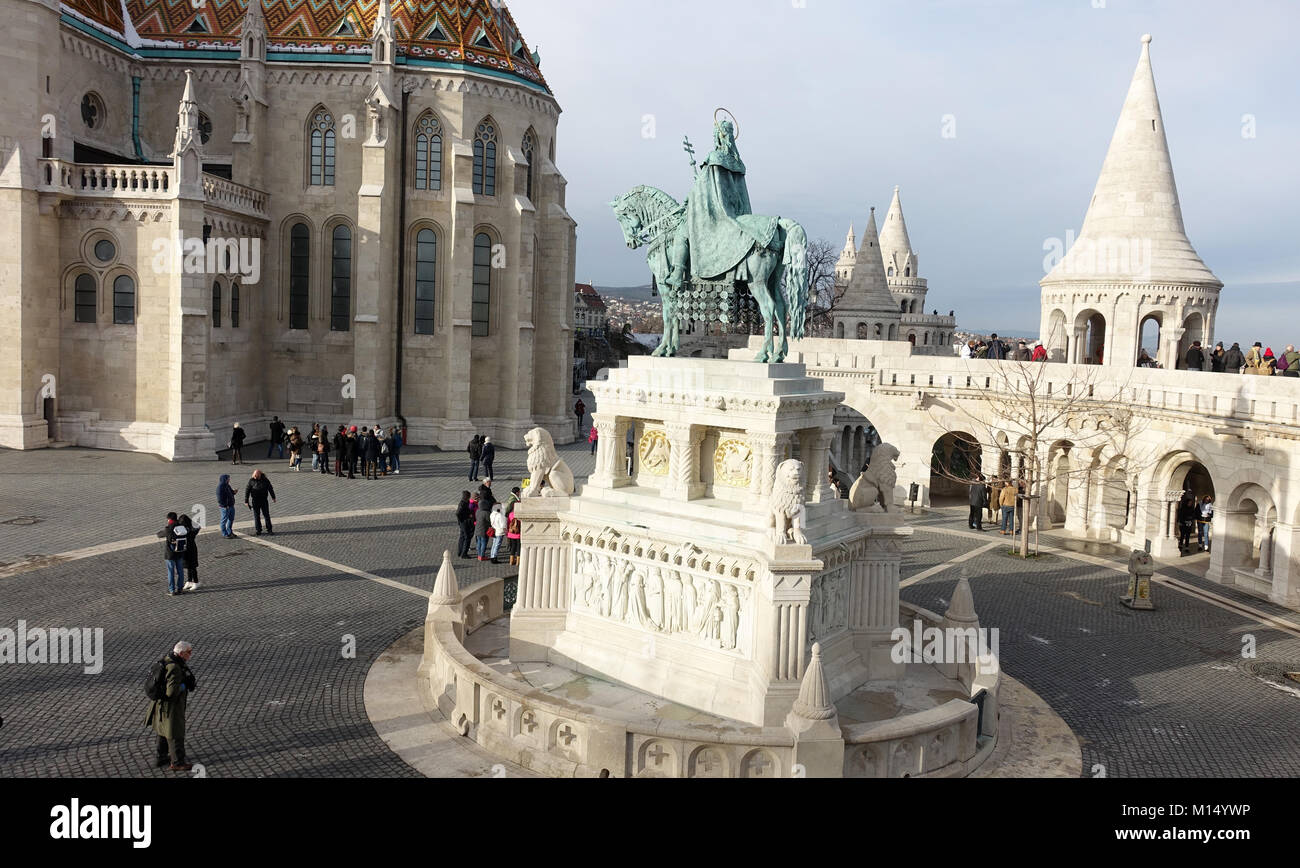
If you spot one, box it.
[588,425,599,455]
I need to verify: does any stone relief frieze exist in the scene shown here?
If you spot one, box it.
[713,439,753,488]
[638,429,670,476]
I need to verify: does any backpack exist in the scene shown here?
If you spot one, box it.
[168,526,189,555]
[145,657,170,701]
[1279,354,1291,372]
[381,440,390,455]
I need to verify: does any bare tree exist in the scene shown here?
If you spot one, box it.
[925,358,1150,557]
[802,238,843,338]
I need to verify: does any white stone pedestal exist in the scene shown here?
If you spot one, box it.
[509,357,911,728]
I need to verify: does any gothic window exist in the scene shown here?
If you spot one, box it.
[904,266,911,277]
[899,300,906,313]
[309,109,336,186]
[198,112,212,146]
[330,225,352,332]
[414,228,437,335]
[473,120,497,196]
[472,232,492,336]
[413,113,443,191]
[231,281,240,328]
[212,280,222,328]
[112,275,135,324]
[81,93,104,130]
[289,222,310,329]
[74,273,96,323]
[521,128,536,200]
[888,267,895,278]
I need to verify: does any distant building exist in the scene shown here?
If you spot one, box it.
[574,283,608,336]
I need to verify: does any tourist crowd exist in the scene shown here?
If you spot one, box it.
[1166,341,1300,376]
[228,416,404,478]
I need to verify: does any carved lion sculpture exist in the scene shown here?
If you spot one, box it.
[768,459,809,545]
[523,428,575,498]
[849,443,901,512]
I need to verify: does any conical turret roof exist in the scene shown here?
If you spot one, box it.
[878,186,915,274]
[1043,35,1220,288]
[842,209,902,315]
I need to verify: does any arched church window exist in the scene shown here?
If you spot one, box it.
[900,300,907,313]
[308,109,336,186]
[414,228,437,335]
[74,273,96,323]
[230,281,240,328]
[473,120,498,196]
[522,128,537,201]
[413,113,443,191]
[330,225,352,332]
[888,267,895,278]
[212,280,222,328]
[288,223,310,329]
[472,232,493,336]
[904,266,911,277]
[112,275,135,324]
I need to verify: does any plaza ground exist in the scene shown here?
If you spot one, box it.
[1,436,1299,777]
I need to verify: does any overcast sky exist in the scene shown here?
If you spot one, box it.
[509,0,1299,346]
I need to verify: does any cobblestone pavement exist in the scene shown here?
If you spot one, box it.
[3,447,1300,776]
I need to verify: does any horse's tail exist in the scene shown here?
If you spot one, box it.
[781,219,809,340]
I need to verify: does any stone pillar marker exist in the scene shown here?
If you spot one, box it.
[785,643,845,777]
[1122,549,1155,610]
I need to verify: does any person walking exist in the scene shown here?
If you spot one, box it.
[968,476,987,531]
[244,469,277,535]
[1223,342,1245,373]
[364,427,380,480]
[489,503,507,563]
[217,473,238,539]
[588,425,599,455]
[1176,493,1198,556]
[574,398,587,434]
[388,426,402,474]
[481,436,496,480]
[474,499,492,561]
[456,491,475,559]
[1197,495,1215,553]
[316,427,331,475]
[179,514,201,591]
[1280,345,1300,378]
[1184,341,1205,371]
[506,506,522,567]
[998,480,1018,535]
[267,416,286,459]
[467,434,482,481]
[229,422,245,465]
[158,512,190,596]
[145,641,197,771]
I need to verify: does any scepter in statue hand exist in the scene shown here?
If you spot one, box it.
[683,136,697,178]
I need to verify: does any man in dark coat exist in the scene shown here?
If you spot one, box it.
[179,514,200,591]
[157,512,189,595]
[481,437,496,480]
[474,502,492,560]
[968,476,987,531]
[333,426,348,477]
[456,491,475,558]
[1185,341,1205,371]
[345,426,359,478]
[468,435,483,481]
[267,416,286,459]
[1211,343,1226,373]
[986,334,1006,361]
[244,469,277,535]
[1223,342,1246,373]
[229,422,246,465]
[364,428,380,480]
[145,641,197,771]
[217,474,238,538]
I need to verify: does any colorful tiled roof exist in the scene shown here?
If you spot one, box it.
[63,0,548,92]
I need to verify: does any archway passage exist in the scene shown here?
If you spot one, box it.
[1047,442,1073,524]
[930,432,980,503]
[1220,483,1277,583]
[1075,310,1106,365]
[1139,314,1162,367]
[1046,309,1068,362]
[833,421,882,475]
[1179,312,1205,370]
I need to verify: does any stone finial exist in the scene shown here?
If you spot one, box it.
[430,550,462,607]
[944,568,980,627]
[171,70,203,168]
[790,643,836,721]
[1141,33,1152,45]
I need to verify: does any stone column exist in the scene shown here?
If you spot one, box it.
[754,562,813,726]
[807,429,838,503]
[664,422,703,500]
[588,413,630,489]
[749,433,779,499]
[1207,507,1253,584]
[509,498,572,662]
[1269,523,1300,608]
[981,445,1001,483]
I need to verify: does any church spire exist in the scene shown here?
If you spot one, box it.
[841,208,901,317]
[1043,35,1220,287]
[371,0,395,66]
[240,0,266,64]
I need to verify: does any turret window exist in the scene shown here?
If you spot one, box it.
[309,109,336,186]
[522,128,537,200]
[473,120,498,196]
[413,113,443,191]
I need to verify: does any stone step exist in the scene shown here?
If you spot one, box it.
[47,441,75,449]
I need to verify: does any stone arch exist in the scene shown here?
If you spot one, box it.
[1045,439,1075,524]
[888,323,898,341]
[890,739,920,777]
[852,744,885,777]
[1222,481,1277,574]
[687,745,729,778]
[1074,309,1106,365]
[1046,308,1068,362]
[835,321,844,339]
[637,739,677,776]
[930,431,981,500]
[1179,311,1205,370]
[739,748,780,779]
[547,718,582,758]
[1138,312,1162,366]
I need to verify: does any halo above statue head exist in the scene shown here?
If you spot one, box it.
[714,108,739,140]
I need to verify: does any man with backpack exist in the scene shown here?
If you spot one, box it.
[144,641,197,771]
[157,512,190,596]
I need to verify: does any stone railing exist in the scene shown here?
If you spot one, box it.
[202,173,269,220]
[37,159,175,198]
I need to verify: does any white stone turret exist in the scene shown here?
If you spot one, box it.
[239,0,267,64]
[170,70,203,195]
[836,222,857,283]
[371,0,395,67]
[880,186,928,315]
[833,208,902,341]
[1040,35,1223,369]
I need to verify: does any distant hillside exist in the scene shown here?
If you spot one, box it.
[596,284,657,301]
